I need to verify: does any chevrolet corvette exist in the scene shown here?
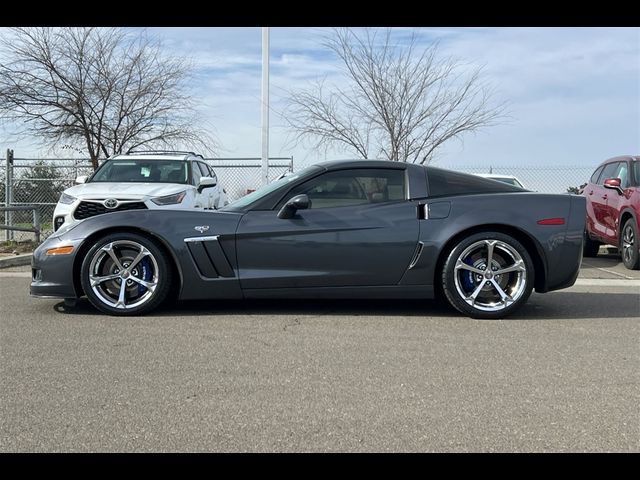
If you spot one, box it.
[31,160,586,319]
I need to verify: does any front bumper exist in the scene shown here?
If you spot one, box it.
[30,237,84,299]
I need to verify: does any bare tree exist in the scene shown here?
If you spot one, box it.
[0,27,217,169]
[285,28,506,164]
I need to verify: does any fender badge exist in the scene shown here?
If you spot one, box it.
[194,225,210,233]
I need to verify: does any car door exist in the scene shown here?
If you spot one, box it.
[603,161,629,242]
[588,162,618,238]
[235,168,420,290]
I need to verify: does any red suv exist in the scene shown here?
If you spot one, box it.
[583,155,640,269]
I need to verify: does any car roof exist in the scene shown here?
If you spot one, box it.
[600,155,640,164]
[109,154,189,161]
[109,151,203,161]
[315,159,408,170]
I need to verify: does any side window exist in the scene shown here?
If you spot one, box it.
[613,162,629,188]
[199,162,217,183]
[597,162,619,185]
[590,166,604,184]
[633,161,640,187]
[283,169,406,209]
[197,162,210,176]
[191,162,204,185]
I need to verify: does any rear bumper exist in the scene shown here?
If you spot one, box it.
[539,195,585,293]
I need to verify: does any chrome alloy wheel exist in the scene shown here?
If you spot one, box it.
[622,223,635,265]
[453,239,528,312]
[88,240,159,310]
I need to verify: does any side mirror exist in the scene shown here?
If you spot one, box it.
[603,178,623,194]
[197,176,217,193]
[277,194,310,219]
[75,175,88,184]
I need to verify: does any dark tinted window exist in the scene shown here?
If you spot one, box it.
[590,166,604,184]
[283,168,406,209]
[597,162,619,185]
[427,167,522,197]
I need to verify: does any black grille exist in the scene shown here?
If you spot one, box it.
[73,201,147,220]
[54,216,66,231]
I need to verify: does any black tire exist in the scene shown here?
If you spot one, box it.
[583,231,601,257]
[80,232,172,315]
[620,219,640,270]
[441,232,535,319]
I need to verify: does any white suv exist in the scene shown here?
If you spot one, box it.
[53,151,229,232]
[474,173,526,189]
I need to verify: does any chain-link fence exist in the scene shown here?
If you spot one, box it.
[2,154,293,241]
[2,151,596,243]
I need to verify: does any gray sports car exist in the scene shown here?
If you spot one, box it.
[31,160,586,319]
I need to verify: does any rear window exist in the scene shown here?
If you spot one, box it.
[427,167,523,197]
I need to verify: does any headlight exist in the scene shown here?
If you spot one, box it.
[151,191,187,205]
[59,192,77,204]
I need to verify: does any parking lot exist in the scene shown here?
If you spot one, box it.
[1,254,638,452]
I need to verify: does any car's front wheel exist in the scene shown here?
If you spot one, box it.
[621,219,640,270]
[80,232,172,315]
[441,232,534,319]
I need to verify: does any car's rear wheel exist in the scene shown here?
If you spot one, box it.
[441,232,534,319]
[583,231,601,257]
[80,232,172,315]
[620,219,640,270]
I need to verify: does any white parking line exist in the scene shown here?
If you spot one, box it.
[581,265,637,280]
[573,278,640,288]
[0,271,31,278]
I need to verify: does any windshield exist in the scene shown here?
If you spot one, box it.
[222,165,322,211]
[90,159,189,184]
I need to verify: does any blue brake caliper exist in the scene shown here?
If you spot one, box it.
[138,258,152,295]
[461,256,475,293]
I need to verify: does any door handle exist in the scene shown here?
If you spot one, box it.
[602,194,607,200]
[588,190,593,195]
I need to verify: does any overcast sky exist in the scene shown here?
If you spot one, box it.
[2,27,639,171]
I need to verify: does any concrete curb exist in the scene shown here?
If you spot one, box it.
[0,253,32,269]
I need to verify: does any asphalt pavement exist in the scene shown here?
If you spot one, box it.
[0,256,638,452]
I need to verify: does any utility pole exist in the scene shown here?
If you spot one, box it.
[261,27,270,186]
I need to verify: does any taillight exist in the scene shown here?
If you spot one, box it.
[537,218,565,226]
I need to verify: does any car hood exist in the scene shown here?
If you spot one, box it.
[64,182,188,199]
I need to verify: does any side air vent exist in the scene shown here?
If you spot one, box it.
[184,236,235,279]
